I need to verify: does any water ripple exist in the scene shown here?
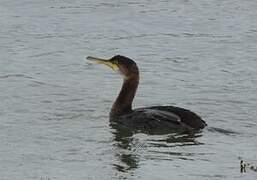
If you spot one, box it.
[0,74,33,79]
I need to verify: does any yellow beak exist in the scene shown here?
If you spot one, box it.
[87,56,119,71]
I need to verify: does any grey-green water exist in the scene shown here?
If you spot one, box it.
[1,0,257,179]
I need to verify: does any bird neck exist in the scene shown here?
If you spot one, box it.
[111,76,139,117]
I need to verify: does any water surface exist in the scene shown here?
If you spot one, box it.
[1,0,257,179]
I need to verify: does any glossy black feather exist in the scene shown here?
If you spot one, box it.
[110,106,206,132]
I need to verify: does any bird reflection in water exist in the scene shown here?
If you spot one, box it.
[110,122,203,176]
[111,124,139,174]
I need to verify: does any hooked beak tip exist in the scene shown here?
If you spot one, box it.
[86,55,119,71]
[86,56,96,61]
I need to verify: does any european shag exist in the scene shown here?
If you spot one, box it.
[87,55,207,132]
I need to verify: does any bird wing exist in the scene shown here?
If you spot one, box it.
[144,106,206,129]
[127,108,184,129]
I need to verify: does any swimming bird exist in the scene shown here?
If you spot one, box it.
[87,55,207,132]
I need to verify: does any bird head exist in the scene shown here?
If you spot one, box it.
[87,55,139,80]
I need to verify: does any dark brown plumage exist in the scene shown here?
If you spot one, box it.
[87,55,207,133]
